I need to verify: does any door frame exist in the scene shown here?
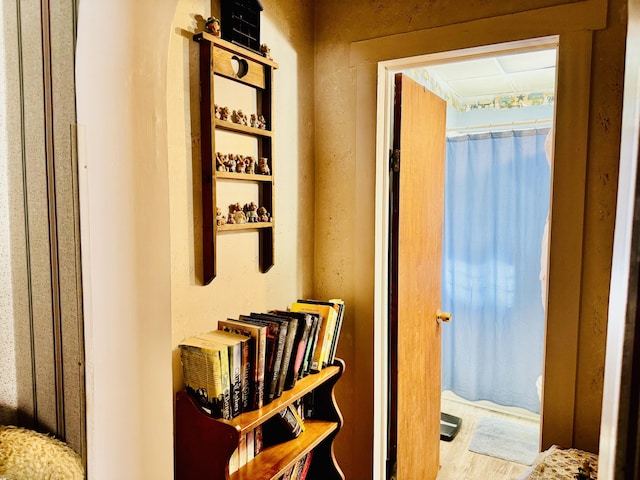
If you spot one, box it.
[375,37,559,477]
[358,7,605,476]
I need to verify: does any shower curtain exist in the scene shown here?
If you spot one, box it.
[441,128,551,414]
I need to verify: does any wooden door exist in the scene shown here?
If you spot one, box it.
[389,73,447,479]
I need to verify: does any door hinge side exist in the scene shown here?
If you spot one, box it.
[390,149,400,172]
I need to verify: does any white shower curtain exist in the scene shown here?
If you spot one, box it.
[441,128,551,414]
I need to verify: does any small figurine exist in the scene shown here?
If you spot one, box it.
[258,206,270,222]
[214,104,221,120]
[225,154,237,172]
[245,156,256,174]
[256,114,267,129]
[260,43,272,60]
[216,152,227,172]
[235,155,247,173]
[220,106,231,121]
[215,207,227,226]
[244,202,259,223]
[233,109,248,126]
[230,203,247,224]
[250,113,258,128]
[257,157,270,175]
[204,17,221,37]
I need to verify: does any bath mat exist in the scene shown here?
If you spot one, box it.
[468,416,539,465]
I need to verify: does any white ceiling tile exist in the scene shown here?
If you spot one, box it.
[497,49,557,73]
[428,58,503,81]
[448,76,514,97]
[420,49,557,106]
[509,69,556,92]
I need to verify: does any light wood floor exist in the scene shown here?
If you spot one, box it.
[437,394,540,480]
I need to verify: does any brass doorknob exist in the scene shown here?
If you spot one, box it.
[437,310,452,324]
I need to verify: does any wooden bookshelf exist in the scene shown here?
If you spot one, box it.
[175,359,345,480]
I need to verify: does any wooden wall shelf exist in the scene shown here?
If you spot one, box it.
[194,33,278,284]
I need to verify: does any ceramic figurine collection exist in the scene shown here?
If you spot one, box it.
[216,202,271,226]
[214,104,266,129]
[216,152,270,176]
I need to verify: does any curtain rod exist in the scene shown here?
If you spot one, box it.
[446,118,553,133]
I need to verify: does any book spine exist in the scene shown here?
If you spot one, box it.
[218,323,254,412]
[254,424,263,456]
[246,429,255,462]
[238,432,247,469]
[229,343,242,417]
[287,319,310,389]
[319,307,337,368]
[327,300,344,365]
[267,323,288,402]
[297,451,313,480]
[276,318,298,396]
[277,405,304,438]
[308,315,324,373]
[219,345,232,420]
[239,338,250,411]
[255,327,266,409]
[300,317,318,377]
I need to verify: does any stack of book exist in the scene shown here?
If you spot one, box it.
[229,425,263,474]
[276,451,313,480]
[178,299,345,421]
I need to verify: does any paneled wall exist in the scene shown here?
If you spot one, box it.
[0,0,85,460]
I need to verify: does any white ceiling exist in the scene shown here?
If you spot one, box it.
[424,49,557,100]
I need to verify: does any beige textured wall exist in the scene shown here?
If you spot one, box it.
[314,0,626,478]
[168,0,316,390]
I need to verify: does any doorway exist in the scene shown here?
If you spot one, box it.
[380,37,558,479]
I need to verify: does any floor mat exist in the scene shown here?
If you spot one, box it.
[468,416,539,465]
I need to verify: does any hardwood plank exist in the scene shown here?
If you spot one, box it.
[230,420,338,480]
[437,396,537,480]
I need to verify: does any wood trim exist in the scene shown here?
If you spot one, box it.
[349,0,607,66]
[364,20,597,478]
[540,30,593,450]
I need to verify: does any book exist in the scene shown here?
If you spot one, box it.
[246,429,255,462]
[238,431,247,469]
[239,315,279,405]
[297,451,313,480]
[272,310,313,390]
[263,404,305,446]
[248,313,289,403]
[290,301,335,371]
[218,318,266,410]
[281,464,294,480]
[327,299,345,365]
[265,312,298,396]
[254,424,263,456]
[197,330,247,418]
[300,313,321,376]
[296,299,341,367]
[179,335,231,420]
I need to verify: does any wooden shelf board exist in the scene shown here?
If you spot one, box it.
[215,119,273,137]
[194,31,279,69]
[218,364,341,435]
[229,420,338,480]
[216,171,273,182]
[217,222,273,232]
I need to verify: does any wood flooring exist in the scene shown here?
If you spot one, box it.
[437,394,540,480]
